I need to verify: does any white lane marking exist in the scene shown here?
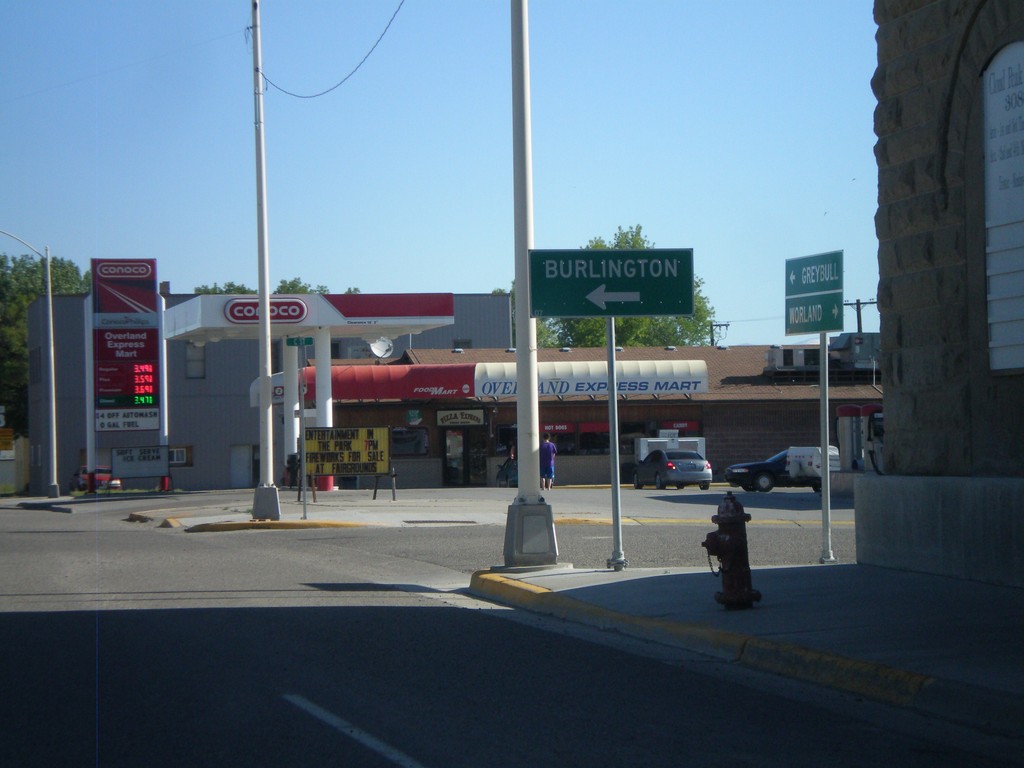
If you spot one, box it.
[283,694,430,768]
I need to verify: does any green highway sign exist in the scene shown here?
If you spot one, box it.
[785,250,844,335]
[286,336,314,347]
[529,249,694,318]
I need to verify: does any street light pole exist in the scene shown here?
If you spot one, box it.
[250,0,281,520]
[0,229,60,497]
[502,0,559,568]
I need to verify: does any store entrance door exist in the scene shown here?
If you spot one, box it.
[443,427,488,486]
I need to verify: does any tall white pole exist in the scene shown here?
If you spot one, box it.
[0,230,60,497]
[251,0,280,520]
[511,0,540,502]
[44,248,59,497]
[606,318,626,570]
[819,331,835,562]
[502,0,558,568]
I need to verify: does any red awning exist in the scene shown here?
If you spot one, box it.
[300,364,476,401]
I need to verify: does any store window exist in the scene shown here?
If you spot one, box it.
[185,343,205,379]
[169,446,192,466]
[392,427,429,456]
[660,420,702,437]
[496,425,517,456]
[541,423,576,455]
[618,422,648,456]
[578,422,609,454]
[577,421,648,455]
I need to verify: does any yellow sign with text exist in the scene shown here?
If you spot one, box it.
[304,426,390,476]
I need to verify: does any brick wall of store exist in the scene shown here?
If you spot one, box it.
[704,403,820,473]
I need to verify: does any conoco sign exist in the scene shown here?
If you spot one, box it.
[224,297,308,324]
[96,261,154,279]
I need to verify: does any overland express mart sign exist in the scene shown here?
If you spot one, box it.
[529,249,694,318]
[304,427,390,476]
[785,251,844,335]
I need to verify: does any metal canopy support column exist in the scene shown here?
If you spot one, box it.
[282,340,299,472]
[314,326,334,491]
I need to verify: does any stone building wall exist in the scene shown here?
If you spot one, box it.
[862,0,1024,587]
[873,0,1024,477]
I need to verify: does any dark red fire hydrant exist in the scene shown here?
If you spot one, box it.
[701,491,762,609]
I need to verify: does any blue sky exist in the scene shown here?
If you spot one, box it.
[1,1,880,346]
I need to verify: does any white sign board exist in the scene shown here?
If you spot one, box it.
[985,41,1024,228]
[96,409,161,432]
[112,446,169,478]
[984,41,1024,370]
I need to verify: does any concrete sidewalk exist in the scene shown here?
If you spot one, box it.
[469,563,1024,738]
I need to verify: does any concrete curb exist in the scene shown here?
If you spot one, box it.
[184,519,373,533]
[469,571,748,660]
[467,570,1024,737]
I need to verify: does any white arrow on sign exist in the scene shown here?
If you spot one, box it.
[832,304,840,318]
[790,270,796,285]
[586,284,641,310]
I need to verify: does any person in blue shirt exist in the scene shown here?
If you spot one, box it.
[539,432,557,490]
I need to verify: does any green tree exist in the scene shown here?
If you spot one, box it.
[544,225,715,348]
[0,253,89,436]
[275,277,329,294]
[193,282,255,294]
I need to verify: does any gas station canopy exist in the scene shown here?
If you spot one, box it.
[163,293,455,346]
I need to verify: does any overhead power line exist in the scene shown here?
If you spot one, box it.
[258,0,406,99]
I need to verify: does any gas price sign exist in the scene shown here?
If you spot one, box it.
[92,259,161,432]
[96,360,159,408]
[132,363,157,405]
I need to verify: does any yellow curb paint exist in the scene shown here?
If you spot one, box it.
[186,520,372,533]
[469,571,747,660]
[740,637,932,706]
[554,518,613,525]
[469,570,931,708]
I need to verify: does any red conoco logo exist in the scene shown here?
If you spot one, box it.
[96,261,153,279]
[224,298,308,324]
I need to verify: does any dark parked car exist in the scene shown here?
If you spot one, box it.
[724,450,821,493]
[632,450,712,490]
[69,465,121,493]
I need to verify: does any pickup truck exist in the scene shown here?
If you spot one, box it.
[69,465,122,493]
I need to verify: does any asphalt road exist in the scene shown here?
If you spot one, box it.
[1,491,1017,767]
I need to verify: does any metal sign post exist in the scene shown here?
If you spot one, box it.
[286,336,315,519]
[530,248,695,570]
[785,251,843,563]
[606,318,626,571]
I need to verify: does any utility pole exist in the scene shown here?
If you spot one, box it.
[710,321,730,346]
[844,299,877,333]
[250,0,281,521]
[0,230,59,497]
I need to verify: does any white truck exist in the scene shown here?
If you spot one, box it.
[786,446,840,480]
[634,437,707,461]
